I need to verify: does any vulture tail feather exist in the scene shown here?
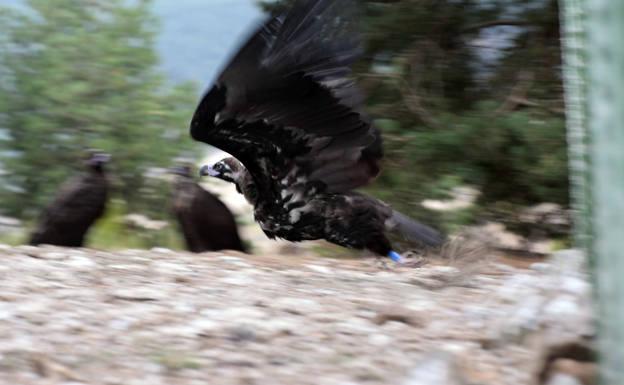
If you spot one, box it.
[386,210,444,248]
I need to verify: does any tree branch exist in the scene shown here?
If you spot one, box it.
[462,20,528,33]
[506,96,566,116]
[397,79,440,127]
[496,71,534,114]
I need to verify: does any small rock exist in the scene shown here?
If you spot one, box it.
[226,326,258,342]
[545,373,584,385]
[408,277,443,289]
[262,317,300,336]
[421,186,479,211]
[111,288,163,302]
[551,250,587,274]
[190,318,220,335]
[544,296,581,319]
[520,203,570,235]
[150,247,173,253]
[335,318,378,335]
[0,215,22,227]
[14,245,40,254]
[273,297,322,315]
[548,359,597,385]
[216,255,243,263]
[219,273,256,286]
[560,277,590,296]
[123,213,168,231]
[108,318,134,331]
[531,262,552,272]
[404,299,436,312]
[402,352,466,385]
[216,307,268,322]
[157,325,201,337]
[153,261,192,275]
[367,333,392,346]
[372,306,423,327]
[304,264,333,274]
[40,251,67,260]
[475,222,525,249]
[0,304,13,320]
[64,256,96,269]
[428,266,461,276]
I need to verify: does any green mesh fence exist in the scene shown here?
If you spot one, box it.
[560,0,590,252]
[561,1,624,383]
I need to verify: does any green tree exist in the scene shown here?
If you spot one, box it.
[0,0,198,220]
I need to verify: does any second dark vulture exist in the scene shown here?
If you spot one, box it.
[191,0,443,262]
[170,165,246,253]
[29,151,110,247]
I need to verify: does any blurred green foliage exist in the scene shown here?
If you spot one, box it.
[0,0,199,222]
[262,0,567,232]
[87,200,185,251]
[0,0,569,250]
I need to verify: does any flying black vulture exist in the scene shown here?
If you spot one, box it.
[190,0,443,262]
[29,151,110,247]
[170,164,246,253]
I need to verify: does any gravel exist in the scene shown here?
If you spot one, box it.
[0,246,594,385]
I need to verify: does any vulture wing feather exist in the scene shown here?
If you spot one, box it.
[191,0,381,194]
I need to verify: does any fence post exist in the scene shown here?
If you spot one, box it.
[562,0,624,383]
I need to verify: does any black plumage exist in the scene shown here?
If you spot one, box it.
[191,0,443,260]
[29,151,110,247]
[170,165,246,253]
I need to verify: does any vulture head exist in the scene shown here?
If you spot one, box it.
[200,157,257,205]
[85,150,110,173]
[199,157,244,185]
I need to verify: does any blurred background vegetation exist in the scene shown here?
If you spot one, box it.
[0,0,568,250]
[262,0,567,236]
[0,0,200,248]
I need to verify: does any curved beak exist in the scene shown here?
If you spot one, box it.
[91,153,111,164]
[199,164,219,177]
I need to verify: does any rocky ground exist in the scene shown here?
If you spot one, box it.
[0,245,594,385]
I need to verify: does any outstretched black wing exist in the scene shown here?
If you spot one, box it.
[191,0,382,195]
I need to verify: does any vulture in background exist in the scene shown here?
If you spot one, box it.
[30,151,110,247]
[170,164,246,253]
[190,0,443,262]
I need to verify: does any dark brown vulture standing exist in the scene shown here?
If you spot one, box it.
[190,0,443,262]
[29,151,110,247]
[170,164,246,253]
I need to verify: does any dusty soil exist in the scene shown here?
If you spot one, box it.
[0,245,593,385]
